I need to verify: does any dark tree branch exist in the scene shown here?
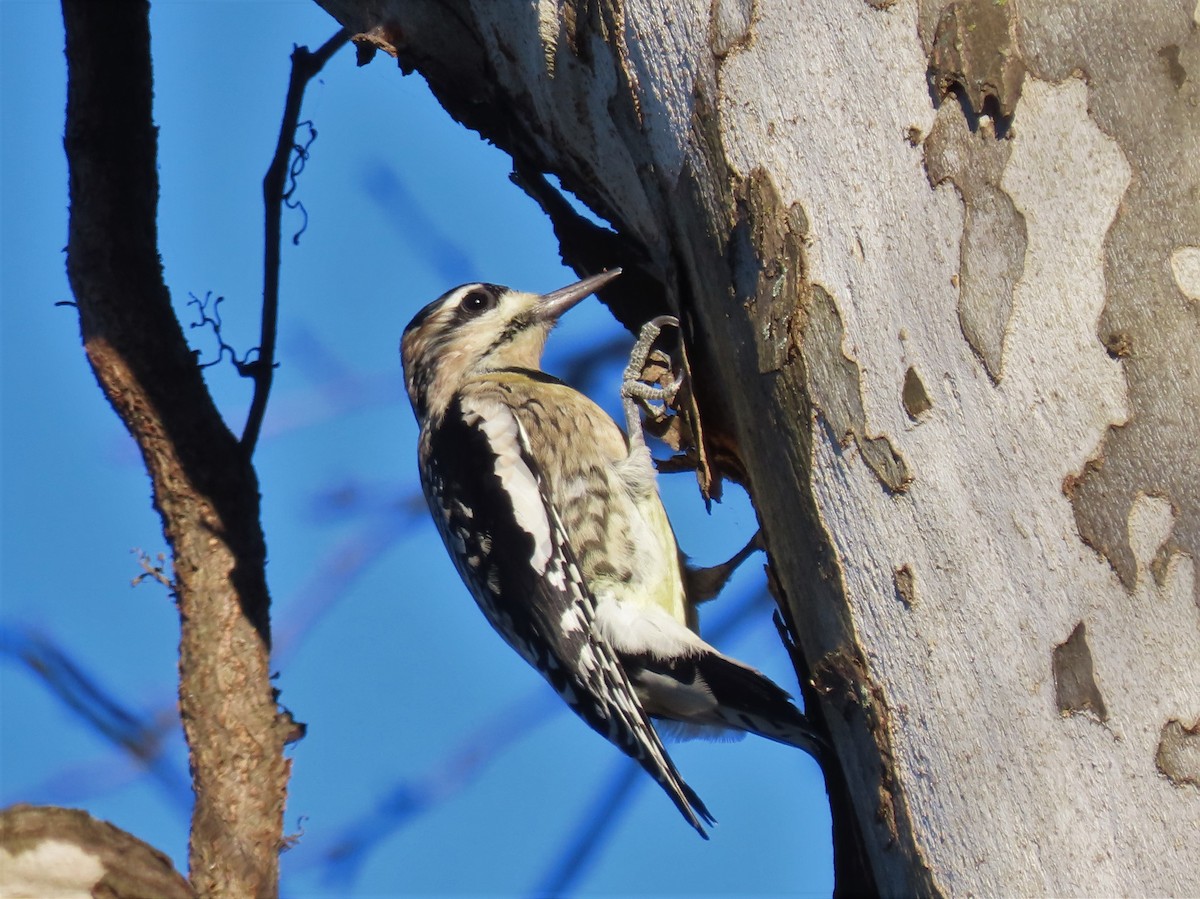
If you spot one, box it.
[243,28,350,456]
[61,1,291,894]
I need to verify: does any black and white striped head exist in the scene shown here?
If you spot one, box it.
[401,270,620,422]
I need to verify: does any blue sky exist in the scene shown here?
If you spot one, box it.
[1,2,832,894]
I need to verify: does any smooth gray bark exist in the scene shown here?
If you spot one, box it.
[310,1,1199,896]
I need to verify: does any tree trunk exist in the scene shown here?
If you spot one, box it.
[313,1,1200,895]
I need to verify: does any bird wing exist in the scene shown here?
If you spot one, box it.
[420,391,714,836]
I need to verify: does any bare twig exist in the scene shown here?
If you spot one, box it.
[308,690,561,889]
[243,29,350,456]
[272,492,426,664]
[187,292,257,374]
[132,549,175,590]
[360,162,477,282]
[301,586,781,891]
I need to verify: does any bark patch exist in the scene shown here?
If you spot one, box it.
[710,0,755,58]
[893,564,918,608]
[928,0,1025,122]
[805,285,912,493]
[734,169,807,375]
[1052,621,1108,722]
[733,170,910,492]
[901,367,933,420]
[924,104,1026,382]
[1018,4,1200,605]
[1156,719,1200,788]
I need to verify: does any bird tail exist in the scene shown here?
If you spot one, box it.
[618,726,715,838]
[565,657,717,838]
[694,651,827,759]
[669,773,717,838]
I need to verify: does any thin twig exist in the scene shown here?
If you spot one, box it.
[243,29,350,456]
[132,549,175,590]
[187,291,257,373]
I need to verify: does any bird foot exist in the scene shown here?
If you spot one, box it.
[622,315,683,441]
[685,530,765,603]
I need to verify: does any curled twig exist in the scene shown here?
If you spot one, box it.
[284,120,318,245]
[187,291,258,374]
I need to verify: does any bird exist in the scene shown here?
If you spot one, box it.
[399,268,822,836]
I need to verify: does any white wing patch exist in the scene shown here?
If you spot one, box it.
[576,642,598,673]
[560,604,587,634]
[462,397,554,574]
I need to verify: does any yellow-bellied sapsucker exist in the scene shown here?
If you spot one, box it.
[400,269,821,837]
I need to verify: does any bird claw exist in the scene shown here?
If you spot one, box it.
[685,529,764,603]
[622,315,684,441]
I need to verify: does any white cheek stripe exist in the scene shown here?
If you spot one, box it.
[465,399,553,574]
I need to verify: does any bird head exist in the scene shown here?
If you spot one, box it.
[400,269,621,421]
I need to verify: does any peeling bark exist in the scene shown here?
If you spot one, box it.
[312,0,1200,894]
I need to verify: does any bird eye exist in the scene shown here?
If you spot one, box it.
[460,288,497,316]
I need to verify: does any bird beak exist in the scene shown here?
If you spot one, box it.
[534,268,622,322]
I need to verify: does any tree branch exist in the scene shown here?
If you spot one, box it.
[62,1,291,894]
[243,28,350,456]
